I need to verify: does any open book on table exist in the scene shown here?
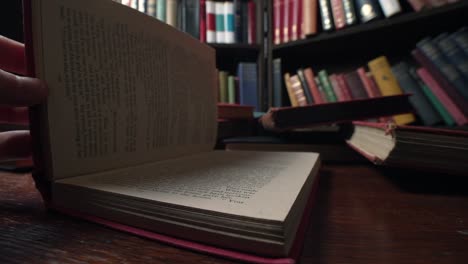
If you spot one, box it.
[24,0,321,263]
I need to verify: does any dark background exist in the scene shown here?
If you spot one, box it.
[1,0,24,42]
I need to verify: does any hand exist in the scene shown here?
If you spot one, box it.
[0,35,48,161]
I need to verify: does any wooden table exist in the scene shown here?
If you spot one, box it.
[1,165,468,264]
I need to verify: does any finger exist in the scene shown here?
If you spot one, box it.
[0,131,32,161]
[0,36,26,75]
[0,107,29,124]
[0,69,48,106]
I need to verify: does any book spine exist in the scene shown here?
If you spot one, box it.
[411,49,468,117]
[224,1,235,43]
[273,0,282,44]
[219,71,228,103]
[166,0,178,27]
[392,62,442,126]
[435,33,468,82]
[357,67,379,97]
[303,68,325,104]
[417,38,468,100]
[178,0,186,32]
[200,0,207,42]
[157,0,167,22]
[330,0,346,30]
[297,69,315,104]
[241,0,249,43]
[366,73,382,97]
[146,0,157,17]
[368,56,416,125]
[336,74,353,100]
[138,0,147,13]
[283,0,290,42]
[409,67,455,126]
[314,76,329,102]
[247,0,256,44]
[354,0,381,23]
[341,0,357,26]
[329,74,346,101]
[227,75,236,104]
[318,0,334,31]
[377,0,402,17]
[318,70,337,102]
[284,73,299,106]
[273,58,284,107]
[417,68,468,125]
[215,1,226,43]
[238,63,259,110]
[233,0,242,43]
[290,0,300,41]
[206,1,216,43]
[451,27,468,57]
[302,0,318,38]
[406,0,428,11]
[344,71,368,99]
[185,0,200,39]
[290,75,309,106]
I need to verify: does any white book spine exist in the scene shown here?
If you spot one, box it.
[166,0,178,27]
[215,2,225,43]
[138,0,146,13]
[130,0,138,9]
[224,2,235,44]
[206,1,216,43]
[378,0,402,17]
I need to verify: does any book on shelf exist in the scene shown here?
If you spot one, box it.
[346,121,468,176]
[25,0,322,263]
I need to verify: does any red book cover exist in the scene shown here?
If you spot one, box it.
[329,74,346,101]
[290,0,299,41]
[417,67,468,125]
[335,74,353,100]
[357,67,379,97]
[248,0,256,44]
[200,0,207,42]
[330,0,346,29]
[283,0,290,43]
[273,0,282,44]
[303,68,325,104]
[206,0,216,43]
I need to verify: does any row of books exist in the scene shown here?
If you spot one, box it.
[218,62,259,109]
[273,0,461,45]
[275,27,468,127]
[114,0,257,44]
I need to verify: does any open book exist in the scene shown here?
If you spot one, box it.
[24,0,321,262]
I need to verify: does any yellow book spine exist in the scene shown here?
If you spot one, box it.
[284,73,299,107]
[368,56,415,125]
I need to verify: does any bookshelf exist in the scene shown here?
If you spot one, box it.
[266,1,468,110]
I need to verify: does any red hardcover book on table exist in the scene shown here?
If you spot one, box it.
[23,1,322,263]
[347,121,468,176]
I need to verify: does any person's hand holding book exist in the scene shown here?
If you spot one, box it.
[0,35,48,161]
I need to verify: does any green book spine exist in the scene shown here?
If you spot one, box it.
[318,70,337,102]
[219,71,228,102]
[227,75,236,103]
[409,68,455,126]
[157,0,166,22]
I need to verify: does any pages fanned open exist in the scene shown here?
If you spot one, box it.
[24,0,321,263]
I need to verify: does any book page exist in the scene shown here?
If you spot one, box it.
[29,0,217,179]
[55,151,320,221]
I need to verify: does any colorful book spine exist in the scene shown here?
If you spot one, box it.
[200,0,207,42]
[297,69,315,105]
[392,62,441,126]
[283,0,290,42]
[378,0,402,17]
[215,1,226,43]
[329,74,346,101]
[273,0,282,44]
[272,58,284,107]
[336,74,353,100]
[409,67,455,126]
[290,0,300,41]
[341,0,357,26]
[417,38,468,100]
[156,0,167,22]
[237,63,258,110]
[206,0,216,43]
[284,73,299,106]
[302,0,318,38]
[290,75,309,106]
[303,68,325,104]
[318,70,337,102]
[417,68,468,125]
[368,56,416,125]
[218,71,228,103]
[318,0,334,31]
[314,76,328,102]
[357,67,380,97]
[330,0,346,30]
[247,0,256,44]
[224,1,235,43]
[227,75,236,104]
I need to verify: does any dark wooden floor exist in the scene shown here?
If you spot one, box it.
[1,164,468,264]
